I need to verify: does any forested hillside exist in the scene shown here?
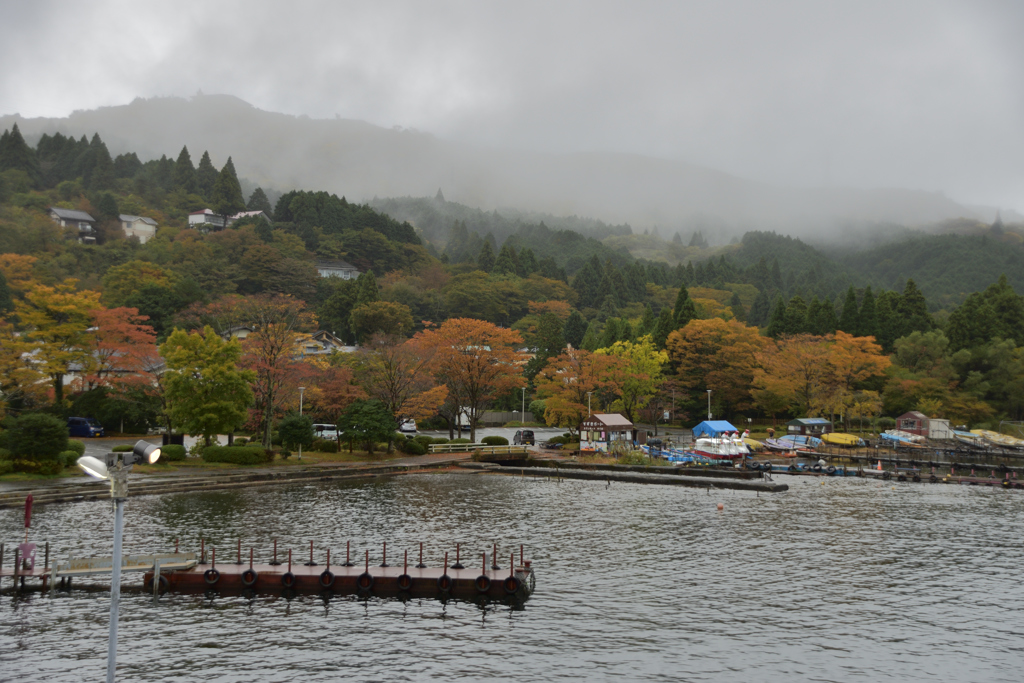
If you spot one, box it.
[1,121,1023,445]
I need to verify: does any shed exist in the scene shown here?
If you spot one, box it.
[579,414,634,453]
[786,417,833,435]
[692,420,739,439]
[897,411,929,437]
[928,418,953,440]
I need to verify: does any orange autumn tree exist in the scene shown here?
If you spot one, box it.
[535,347,624,433]
[86,307,161,391]
[666,318,769,415]
[306,365,366,440]
[416,318,525,442]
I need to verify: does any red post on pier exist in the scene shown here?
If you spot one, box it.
[365,550,369,573]
[482,552,486,574]
[273,539,278,564]
[288,549,292,572]
[404,550,408,574]
[510,553,515,577]
[326,549,331,570]
[175,538,179,553]
[24,495,32,543]
[381,541,387,567]
[212,547,216,569]
[309,540,314,565]
[346,541,351,565]
[237,538,241,564]
[200,538,205,564]
[520,544,524,567]
[249,548,253,569]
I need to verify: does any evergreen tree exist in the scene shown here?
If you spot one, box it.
[838,286,860,333]
[748,288,772,327]
[600,318,621,349]
[874,290,902,351]
[785,296,808,334]
[0,270,12,314]
[247,187,273,214]
[355,271,380,306]
[96,192,119,220]
[729,292,746,323]
[652,308,675,349]
[476,241,496,272]
[87,133,114,191]
[897,279,933,334]
[581,321,600,351]
[602,263,628,307]
[494,242,519,275]
[571,256,603,309]
[765,296,787,338]
[112,152,142,179]
[672,232,682,244]
[672,285,697,327]
[639,304,656,335]
[517,248,538,277]
[195,151,218,199]
[857,286,877,338]
[563,310,587,348]
[769,258,784,293]
[820,297,838,335]
[211,157,245,217]
[0,123,40,185]
[173,145,197,193]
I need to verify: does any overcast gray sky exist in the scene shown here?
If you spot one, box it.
[1,0,1022,211]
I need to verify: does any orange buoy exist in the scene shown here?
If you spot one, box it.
[716,503,724,511]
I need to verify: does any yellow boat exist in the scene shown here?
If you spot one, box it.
[821,432,865,447]
[742,437,764,452]
[971,429,1024,449]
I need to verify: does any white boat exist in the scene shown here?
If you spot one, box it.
[691,435,749,459]
[971,429,1024,450]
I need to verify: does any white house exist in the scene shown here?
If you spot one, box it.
[49,207,97,243]
[316,259,360,279]
[295,330,355,357]
[119,214,158,243]
[188,209,227,230]
[229,210,271,224]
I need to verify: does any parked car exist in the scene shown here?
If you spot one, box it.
[313,423,339,440]
[513,429,535,446]
[399,419,417,434]
[68,417,105,438]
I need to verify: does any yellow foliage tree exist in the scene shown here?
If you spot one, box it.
[15,280,102,406]
[594,335,667,423]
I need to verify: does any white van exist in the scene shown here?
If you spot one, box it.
[399,419,417,434]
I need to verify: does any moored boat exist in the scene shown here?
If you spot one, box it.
[970,429,1024,450]
[821,432,866,447]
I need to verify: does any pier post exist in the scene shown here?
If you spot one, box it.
[344,541,354,567]
[416,542,426,569]
[380,542,388,568]
[236,539,242,565]
[491,543,500,570]
[271,539,280,565]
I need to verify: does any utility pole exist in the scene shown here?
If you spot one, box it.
[587,392,593,417]
[298,386,305,461]
[707,389,712,420]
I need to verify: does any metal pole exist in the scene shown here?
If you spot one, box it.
[107,497,125,683]
[521,387,526,419]
[707,390,712,420]
[587,392,592,417]
[298,387,305,461]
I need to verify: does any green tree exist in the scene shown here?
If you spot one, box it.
[96,192,119,220]
[594,335,667,423]
[0,412,68,461]
[838,286,860,334]
[355,270,380,306]
[518,247,538,277]
[0,270,12,314]
[477,241,496,272]
[278,413,314,452]
[765,295,787,338]
[784,296,808,335]
[247,187,273,214]
[748,288,772,327]
[195,150,218,199]
[350,301,414,341]
[159,326,254,445]
[494,242,519,275]
[337,399,396,454]
[898,279,933,335]
[563,310,587,348]
[729,292,746,323]
[857,286,877,338]
[672,285,697,327]
[0,124,40,185]
[652,308,676,348]
[173,145,197,193]
[211,157,246,218]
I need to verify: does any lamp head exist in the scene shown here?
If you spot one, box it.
[132,440,161,465]
[76,455,109,480]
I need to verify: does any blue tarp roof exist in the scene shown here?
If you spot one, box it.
[692,420,739,438]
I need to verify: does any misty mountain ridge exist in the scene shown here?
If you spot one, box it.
[0,94,999,241]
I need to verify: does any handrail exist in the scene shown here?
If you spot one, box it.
[428,443,529,455]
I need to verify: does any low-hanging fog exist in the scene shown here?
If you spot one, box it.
[1,1,1021,235]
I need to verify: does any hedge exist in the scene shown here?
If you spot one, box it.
[398,439,427,455]
[449,438,471,445]
[112,444,133,452]
[58,450,79,467]
[160,444,187,461]
[201,445,272,465]
[311,439,339,453]
[481,436,509,446]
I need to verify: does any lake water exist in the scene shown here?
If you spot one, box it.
[2,472,1023,682]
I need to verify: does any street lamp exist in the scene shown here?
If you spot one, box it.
[586,391,593,417]
[298,386,306,461]
[706,389,712,420]
[77,440,161,683]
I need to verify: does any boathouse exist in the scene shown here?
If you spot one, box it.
[579,413,634,452]
[896,411,929,437]
[691,420,740,439]
[786,417,832,436]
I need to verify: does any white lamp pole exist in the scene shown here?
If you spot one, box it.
[707,389,712,420]
[298,386,305,461]
[587,392,593,417]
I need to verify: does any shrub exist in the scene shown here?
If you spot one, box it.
[431,438,450,445]
[58,450,78,467]
[449,438,471,445]
[0,447,11,460]
[279,413,314,450]
[160,444,187,461]
[112,444,133,452]
[66,440,86,456]
[311,439,339,453]
[399,439,427,455]
[547,435,567,445]
[233,437,249,445]
[0,413,69,460]
[481,436,509,446]
[877,417,896,430]
[616,450,656,466]
[0,460,11,475]
[528,399,546,417]
[271,431,282,446]
[278,449,292,460]
[412,434,434,446]
[201,445,272,466]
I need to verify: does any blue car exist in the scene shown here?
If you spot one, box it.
[68,417,104,437]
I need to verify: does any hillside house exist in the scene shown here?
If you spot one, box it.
[316,259,360,279]
[188,209,227,231]
[49,207,97,243]
[296,330,355,357]
[229,210,271,224]
[119,214,158,243]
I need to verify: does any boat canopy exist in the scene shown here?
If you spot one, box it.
[691,420,739,438]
